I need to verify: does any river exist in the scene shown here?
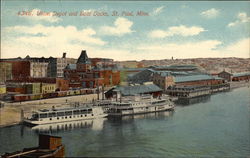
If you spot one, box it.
[0,87,249,157]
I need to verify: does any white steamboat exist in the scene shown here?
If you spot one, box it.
[106,95,175,116]
[24,106,107,125]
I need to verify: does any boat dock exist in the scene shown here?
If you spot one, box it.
[166,83,230,99]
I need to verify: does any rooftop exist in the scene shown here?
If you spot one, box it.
[109,84,162,96]
[174,74,215,83]
[232,72,250,77]
[77,50,91,64]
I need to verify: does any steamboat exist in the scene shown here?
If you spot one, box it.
[97,95,175,116]
[23,106,107,125]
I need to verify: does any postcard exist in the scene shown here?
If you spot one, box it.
[0,0,249,157]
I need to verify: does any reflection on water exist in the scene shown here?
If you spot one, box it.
[110,111,174,121]
[31,111,174,133]
[1,87,249,157]
[31,118,107,133]
[175,95,211,105]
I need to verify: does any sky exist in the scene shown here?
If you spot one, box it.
[1,1,250,61]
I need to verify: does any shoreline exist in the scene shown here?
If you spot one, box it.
[0,94,98,128]
[0,82,249,128]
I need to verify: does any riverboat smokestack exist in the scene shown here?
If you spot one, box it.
[102,84,104,100]
[120,92,122,103]
[97,81,100,100]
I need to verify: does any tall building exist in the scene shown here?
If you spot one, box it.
[47,53,77,78]
[64,50,120,88]
[0,62,12,84]
[64,50,100,88]
[0,60,30,83]
[24,56,51,78]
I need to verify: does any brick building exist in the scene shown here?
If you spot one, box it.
[64,50,120,89]
[0,62,12,83]
[152,71,224,91]
[218,70,250,82]
[218,70,232,81]
[0,60,30,81]
[90,58,114,67]
[7,77,69,94]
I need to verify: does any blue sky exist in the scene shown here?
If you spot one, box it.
[1,1,250,60]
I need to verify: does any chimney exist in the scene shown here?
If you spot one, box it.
[63,52,66,58]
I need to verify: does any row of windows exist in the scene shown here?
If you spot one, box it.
[49,114,94,120]
[39,109,93,118]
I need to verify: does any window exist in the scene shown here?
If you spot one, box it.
[65,111,72,116]
[80,109,87,114]
[39,113,48,118]
[73,110,80,115]
[48,112,56,117]
[57,112,65,116]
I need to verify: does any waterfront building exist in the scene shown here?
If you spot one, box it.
[174,75,224,86]
[166,85,211,98]
[6,82,28,94]
[232,72,250,81]
[26,83,41,94]
[6,78,69,94]
[152,71,224,91]
[64,50,101,88]
[0,84,6,94]
[41,83,56,94]
[152,71,175,90]
[127,65,203,85]
[218,70,250,81]
[30,61,49,78]
[0,62,12,84]
[90,57,114,67]
[150,65,200,72]
[24,55,51,78]
[47,53,77,78]
[64,50,120,88]
[94,68,121,86]
[218,70,232,81]
[55,78,69,91]
[105,83,163,98]
[0,60,30,81]
[128,69,155,84]
[6,82,42,94]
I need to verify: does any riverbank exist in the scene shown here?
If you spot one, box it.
[0,81,249,128]
[0,94,98,128]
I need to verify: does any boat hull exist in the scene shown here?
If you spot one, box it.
[108,104,174,117]
[24,114,108,125]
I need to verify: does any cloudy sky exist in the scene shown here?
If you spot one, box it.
[1,1,250,60]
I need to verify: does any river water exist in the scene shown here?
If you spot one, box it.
[0,87,249,157]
